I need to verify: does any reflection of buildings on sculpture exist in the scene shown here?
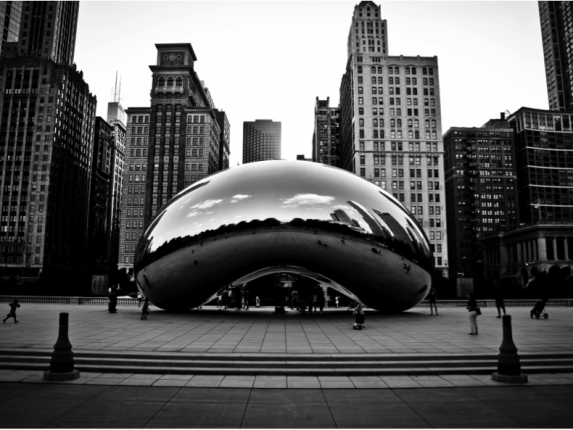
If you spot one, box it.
[319,1,448,278]
[482,222,573,287]
[118,43,230,272]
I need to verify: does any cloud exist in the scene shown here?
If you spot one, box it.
[281,194,335,208]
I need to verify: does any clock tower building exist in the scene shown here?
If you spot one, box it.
[118,43,229,272]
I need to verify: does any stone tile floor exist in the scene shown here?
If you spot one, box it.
[1,379,573,428]
[0,304,572,355]
[1,304,573,427]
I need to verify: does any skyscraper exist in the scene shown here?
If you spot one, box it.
[508,107,573,224]
[16,1,78,65]
[443,114,518,295]
[339,1,448,277]
[313,97,341,167]
[539,2,573,111]
[0,1,22,57]
[242,120,281,164]
[118,43,229,272]
[0,1,96,287]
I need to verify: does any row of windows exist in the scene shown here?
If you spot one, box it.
[130,115,149,124]
[356,65,435,76]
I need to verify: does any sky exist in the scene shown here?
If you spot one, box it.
[74,1,548,166]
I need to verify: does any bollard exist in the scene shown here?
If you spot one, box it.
[43,312,80,381]
[492,315,528,383]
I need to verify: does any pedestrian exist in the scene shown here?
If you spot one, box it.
[291,289,298,310]
[494,285,506,318]
[311,294,318,313]
[427,286,438,315]
[137,292,143,308]
[466,293,479,335]
[108,285,118,313]
[222,289,229,309]
[235,288,242,310]
[353,303,366,329]
[3,298,20,324]
[335,296,340,308]
[243,288,250,310]
[141,298,150,320]
[317,291,325,315]
[216,293,223,309]
[255,295,261,308]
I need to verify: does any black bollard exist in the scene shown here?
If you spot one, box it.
[43,313,80,381]
[492,315,528,383]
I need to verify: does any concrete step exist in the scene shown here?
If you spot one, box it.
[1,349,573,376]
[2,348,572,362]
[2,360,573,376]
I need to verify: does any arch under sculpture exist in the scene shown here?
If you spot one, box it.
[134,160,434,312]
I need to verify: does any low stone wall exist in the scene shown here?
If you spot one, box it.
[0,295,571,307]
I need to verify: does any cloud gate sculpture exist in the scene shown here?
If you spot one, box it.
[134,160,434,312]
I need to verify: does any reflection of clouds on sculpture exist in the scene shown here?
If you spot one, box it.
[281,193,335,208]
[192,199,223,210]
[231,194,250,203]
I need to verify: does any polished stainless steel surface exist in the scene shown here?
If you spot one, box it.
[134,160,434,312]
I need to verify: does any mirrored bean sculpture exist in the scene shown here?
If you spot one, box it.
[134,160,434,312]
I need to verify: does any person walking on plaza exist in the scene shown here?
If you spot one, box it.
[255,295,261,308]
[335,296,340,308]
[495,285,506,318]
[428,286,438,315]
[141,298,150,320]
[353,303,366,329]
[216,292,223,309]
[235,288,242,311]
[3,298,20,324]
[137,292,143,308]
[108,285,118,313]
[466,293,479,335]
[243,287,250,310]
[317,290,325,315]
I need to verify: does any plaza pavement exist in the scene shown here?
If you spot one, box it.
[1,302,572,355]
[1,303,573,427]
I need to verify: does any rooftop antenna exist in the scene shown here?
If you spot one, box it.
[118,74,122,105]
[112,71,119,102]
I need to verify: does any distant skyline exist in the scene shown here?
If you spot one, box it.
[75,1,548,167]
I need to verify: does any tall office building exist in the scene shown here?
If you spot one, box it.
[0,1,22,56]
[15,1,78,66]
[508,107,573,224]
[443,114,518,295]
[0,5,96,284]
[243,120,281,164]
[88,117,114,270]
[539,2,573,111]
[215,109,230,171]
[313,97,341,167]
[339,1,448,276]
[117,107,149,272]
[118,43,228,272]
[106,82,126,273]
